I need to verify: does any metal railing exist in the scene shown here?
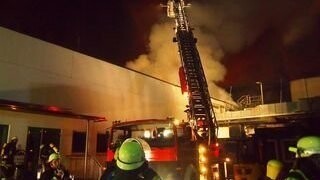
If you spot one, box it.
[237,95,261,108]
[64,155,105,180]
[215,98,320,121]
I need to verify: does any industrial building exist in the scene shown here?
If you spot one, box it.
[1,26,319,179]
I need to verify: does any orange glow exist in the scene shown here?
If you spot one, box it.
[146,147,177,161]
[48,106,59,112]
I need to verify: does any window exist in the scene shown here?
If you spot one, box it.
[96,133,108,153]
[111,123,175,148]
[72,131,86,153]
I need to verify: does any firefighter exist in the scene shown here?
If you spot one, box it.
[0,136,18,178]
[40,143,59,171]
[265,159,283,180]
[40,153,72,180]
[285,136,320,180]
[101,138,161,180]
[40,143,59,160]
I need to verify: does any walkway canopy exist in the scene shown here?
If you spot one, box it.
[0,99,106,122]
[0,98,106,178]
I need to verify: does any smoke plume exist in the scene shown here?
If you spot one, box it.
[126,20,233,103]
[126,0,318,103]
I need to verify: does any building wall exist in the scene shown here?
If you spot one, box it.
[0,27,189,155]
[290,77,320,101]
[0,27,188,121]
[0,109,87,155]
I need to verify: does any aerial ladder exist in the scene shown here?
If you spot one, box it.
[165,0,220,179]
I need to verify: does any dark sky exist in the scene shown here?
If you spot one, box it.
[1,0,320,94]
[0,0,161,64]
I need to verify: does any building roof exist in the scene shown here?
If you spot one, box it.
[0,99,106,122]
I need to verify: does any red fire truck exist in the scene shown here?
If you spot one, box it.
[106,118,220,179]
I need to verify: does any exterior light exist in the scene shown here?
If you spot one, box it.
[163,129,173,137]
[199,155,207,163]
[200,165,207,173]
[144,130,151,138]
[198,145,206,154]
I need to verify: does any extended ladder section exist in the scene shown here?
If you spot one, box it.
[170,0,218,143]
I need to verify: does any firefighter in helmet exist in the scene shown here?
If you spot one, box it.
[0,136,18,178]
[285,136,320,180]
[40,142,59,172]
[102,138,161,180]
[265,159,283,180]
[40,153,72,180]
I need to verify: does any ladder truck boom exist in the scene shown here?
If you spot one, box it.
[166,1,221,179]
[168,0,218,143]
[104,2,221,179]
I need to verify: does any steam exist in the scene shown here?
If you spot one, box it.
[283,16,315,45]
[126,23,180,84]
[189,0,268,53]
[126,0,318,103]
[126,21,232,102]
[189,0,317,50]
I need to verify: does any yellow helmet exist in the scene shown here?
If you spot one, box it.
[289,136,320,157]
[266,159,283,180]
[47,153,60,163]
[11,136,18,142]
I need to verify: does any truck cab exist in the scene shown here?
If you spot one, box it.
[106,119,201,180]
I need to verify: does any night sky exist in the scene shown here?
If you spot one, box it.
[0,0,161,64]
[1,0,320,102]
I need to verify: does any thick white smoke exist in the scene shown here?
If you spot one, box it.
[126,0,318,104]
[126,23,180,85]
[126,21,233,103]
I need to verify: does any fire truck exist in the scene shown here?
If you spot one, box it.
[106,0,221,179]
[106,118,220,180]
